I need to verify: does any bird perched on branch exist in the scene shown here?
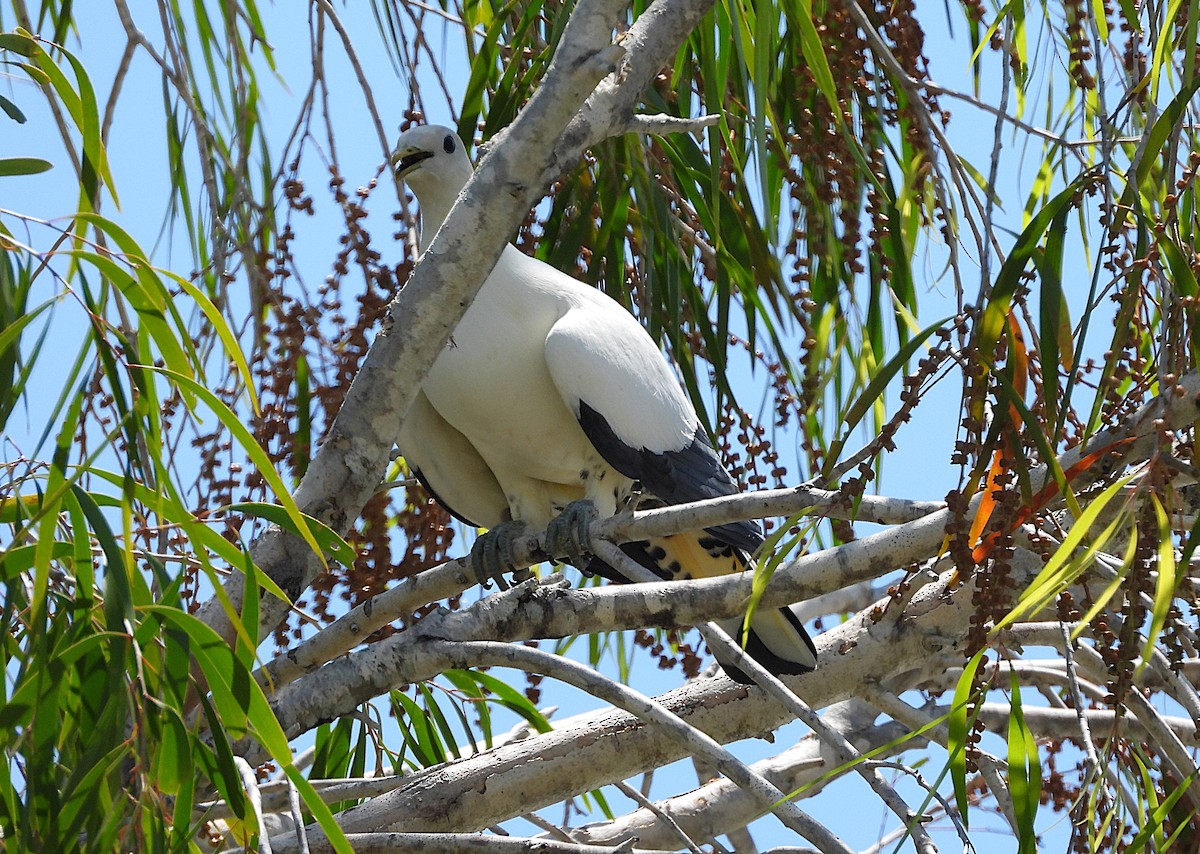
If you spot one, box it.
[391,124,816,681]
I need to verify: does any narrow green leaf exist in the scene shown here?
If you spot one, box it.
[1090,0,1109,41]
[228,503,355,567]
[995,475,1134,631]
[0,541,74,583]
[0,157,51,176]
[0,293,57,362]
[419,683,462,760]
[1158,238,1199,297]
[166,270,259,412]
[0,32,37,55]
[444,670,494,748]
[311,719,354,781]
[1129,74,1200,196]
[1072,531,1138,637]
[392,689,442,766]
[142,605,289,757]
[58,44,119,205]
[154,712,191,796]
[745,515,815,649]
[67,220,164,310]
[981,176,1089,384]
[1006,668,1041,853]
[1125,771,1199,850]
[469,670,553,734]
[1141,496,1178,668]
[950,649,987,825]
[788,0,842,124]
[0,34,34,57]
[149,367,324,561]
[294,352,312,480]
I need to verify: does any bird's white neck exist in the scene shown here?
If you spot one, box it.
[406,172,469,252]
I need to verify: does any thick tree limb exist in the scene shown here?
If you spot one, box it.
[295,833,660,853]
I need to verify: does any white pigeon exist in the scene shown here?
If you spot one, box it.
[391,124,817,680]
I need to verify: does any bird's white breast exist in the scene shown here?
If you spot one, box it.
[420,247,625,523]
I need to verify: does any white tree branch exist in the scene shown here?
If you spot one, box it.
[567,701,915,849]
[271,639,853,854]
[258,485,944,689]
[229,551,1032,831]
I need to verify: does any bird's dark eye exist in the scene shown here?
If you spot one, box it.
[443,134,456,154]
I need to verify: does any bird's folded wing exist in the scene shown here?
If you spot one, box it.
[544,305,762,551]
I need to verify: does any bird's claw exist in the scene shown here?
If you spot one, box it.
[545,500,599,570]
[470,521,529,589]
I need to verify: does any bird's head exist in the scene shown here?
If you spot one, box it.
[391,124,474,209]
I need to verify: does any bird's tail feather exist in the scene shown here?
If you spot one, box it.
[589,532,818,682]
[718,605,818,684]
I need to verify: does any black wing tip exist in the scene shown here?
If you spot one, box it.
[576,401,738,502]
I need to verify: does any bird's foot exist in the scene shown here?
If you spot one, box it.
[544,499,599,570]
[470,521,531,590]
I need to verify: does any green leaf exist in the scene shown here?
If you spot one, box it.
[142,605,288,755]
[785,0,841,123]
[1071,531,1138,636]
[392,689,444,767]
[745,515,816,650]
[0,156,51,176]
[228,503,355,567]
[980,173,1092,388]
[996,475,1134,631]
[1141,496,1178,669]
[153,712,192,796]
[64,243,199,406]
[57,43,120,205]
[0,32,37,56]
[1006,668,1041,853]
[0,294,58,361]
[149,367,325,561]
[1125,771,1199,850]
[418,682,462,760]
[1129,74,1200,198]
[0,541,74,583]
[165,269,259,413]
[311,718,354,781]
[443,670,494,748]
[949,649,987,825]
[469,670,553,735]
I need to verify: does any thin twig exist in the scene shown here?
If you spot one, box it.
[613,780,706,854]
[233,756,273,854]
[286,775,311,854]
